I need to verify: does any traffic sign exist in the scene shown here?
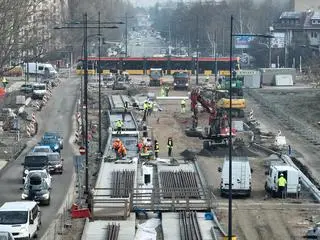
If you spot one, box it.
[79,146,86,155]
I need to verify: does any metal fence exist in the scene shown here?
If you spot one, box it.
[40,177,75,240]
[0,134,26,160]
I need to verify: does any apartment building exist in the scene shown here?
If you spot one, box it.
[273,10,320,48]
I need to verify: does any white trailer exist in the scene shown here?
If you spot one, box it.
[219,156,252,197]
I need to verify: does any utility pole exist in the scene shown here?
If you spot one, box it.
[125,12,128,57]
[214,30,218,82]
[98,11,102,156]
[228,15,233,240]
[83,13,89,195]
[196,15,199,85]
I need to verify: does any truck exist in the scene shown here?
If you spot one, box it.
[219,156,252,197]
[149,68,163,86]
[173,71,190,90]
[265,163,300,197]
[24,62,58,78]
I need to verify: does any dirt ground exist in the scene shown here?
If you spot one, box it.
[146,87,319,240]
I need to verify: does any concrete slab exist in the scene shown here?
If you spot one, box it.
[162,213,180,240]
[196,212,215,240]
[81,215,136,240]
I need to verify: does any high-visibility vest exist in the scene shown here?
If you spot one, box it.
[155,143,159,152]
[181,100,186,106]
[277,176,287,187]
[143,102,148,110]
[115,120,123,128]
[167,139,173,148]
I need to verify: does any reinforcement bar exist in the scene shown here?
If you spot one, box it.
[106,223,120,240]
[111,170,135,198]
[179,211,203,240]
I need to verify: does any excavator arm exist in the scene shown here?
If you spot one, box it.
[190,88,217,125]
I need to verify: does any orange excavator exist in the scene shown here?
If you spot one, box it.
[190,88,236,149]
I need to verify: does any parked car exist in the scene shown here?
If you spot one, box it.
[24,169,52,188]
[43,132,63,149]
[20,173,51,205]
[32,146,53,153]
[20,84,33,93]
[47,152,63,174]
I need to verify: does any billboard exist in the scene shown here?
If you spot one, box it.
[271,32,285,48]
[235,36,255,49]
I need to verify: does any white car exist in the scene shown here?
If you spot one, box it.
[32,146,53,153]
[24,169,52,188]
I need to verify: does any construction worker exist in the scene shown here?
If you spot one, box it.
[164,86,170,96]
[181,99,186,113]
[160,87,165,97]
[115,119,124,134]
[147,101,153,116]
[277,173,287,198]
[118,144,127,159]
[167,137,173,157]
[154,140,159,159]
[112,138,122,156]
[137,140,143,153]
[1,77,8,88]
[143,100,148,121]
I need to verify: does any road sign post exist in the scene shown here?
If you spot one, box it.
[79,146,86,155]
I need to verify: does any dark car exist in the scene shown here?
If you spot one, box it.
[43,132,63,149]
[22,152,49,183]
[39,138,60,153]
[20,84,33,93]
[47,152,63,174]
[20,174,51,205]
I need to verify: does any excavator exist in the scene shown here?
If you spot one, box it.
[190,88,237,149]
[216,76,246,117]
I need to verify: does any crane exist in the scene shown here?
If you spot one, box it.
[190,88,236,149]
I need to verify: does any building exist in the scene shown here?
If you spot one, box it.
[291,0,320,11]
[22,0,68,58]
[273,10,320,48]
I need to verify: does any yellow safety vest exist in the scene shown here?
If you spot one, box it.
[143,102,148,110]
[115,120,123,128]
[277,177,287,187]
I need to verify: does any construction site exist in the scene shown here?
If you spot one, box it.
[68,73,320,240]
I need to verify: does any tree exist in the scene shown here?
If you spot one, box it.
[0,0,57,73]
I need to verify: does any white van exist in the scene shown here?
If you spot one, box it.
[219,156,252,197]
[32,83,47,99]
[265,164,300,196]
[24,62,58,78]
[0,201,41,239]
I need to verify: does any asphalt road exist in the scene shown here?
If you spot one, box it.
[0,74,79,237]
[128,35,165,57]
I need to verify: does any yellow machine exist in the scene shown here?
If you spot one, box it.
[215,90,246,117]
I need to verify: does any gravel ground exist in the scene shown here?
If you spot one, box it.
[147,86,318,240]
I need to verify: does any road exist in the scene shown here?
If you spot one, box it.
[0,75,79,237]
[127,34,165,57]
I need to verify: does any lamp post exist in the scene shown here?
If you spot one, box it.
[196,15,199,85]
[54,13,122,196]
[228,15,274,240]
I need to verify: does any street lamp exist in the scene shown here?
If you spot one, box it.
[54,13,122,197]
[228,15,274,240]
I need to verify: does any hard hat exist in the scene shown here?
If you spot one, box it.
[280,173,284,176]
